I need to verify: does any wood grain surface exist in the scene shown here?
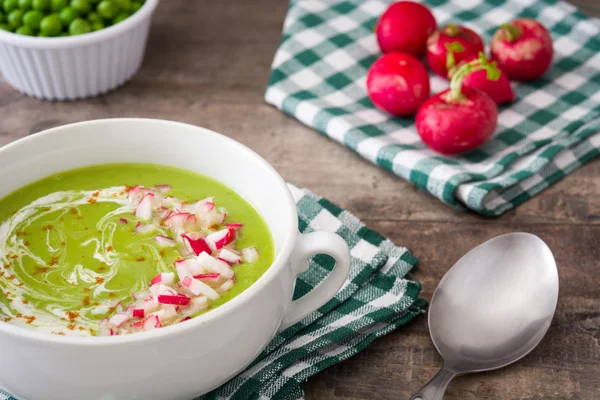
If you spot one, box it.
[0,1,599,399]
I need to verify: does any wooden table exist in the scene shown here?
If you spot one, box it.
[1,1,599,398]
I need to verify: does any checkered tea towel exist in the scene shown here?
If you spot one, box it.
[265,0,600,216]
[0,184,426,400]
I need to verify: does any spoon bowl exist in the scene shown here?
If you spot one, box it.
[411,233,559,400]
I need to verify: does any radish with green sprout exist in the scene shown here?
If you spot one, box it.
[449,53,515,105]
[367,52,430,116]
[491,18,553,81]
[376,1,437,57]
[426,24,484,78]
[416,58,500,155]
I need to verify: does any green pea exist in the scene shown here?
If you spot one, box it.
[3,0,18,12]
[130,1,141,13]
[23,9,42,29]
[86,10,100,23]
[116,0,129,11]
[15,24,35,34]
[68,17,89,34]
[7,9,24,29]
[0,22,11,30]
[32,0,50,11]
[40,13,62,35]
[111,9,128,24]
[51,0,66,11]
[18,0,33,9]
[91,20,102,30]
[58,6,77,24]
[96,0,118,19]
[70,0,90,14]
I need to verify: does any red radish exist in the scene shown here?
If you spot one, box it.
[218,280,235,293]
[132,308,144,319]
[218,248,242,265]
[157,294,191,306]
[197,252,234,280]
[143,297,160,314]
[144,314,161,330]
[130,320,143,328]
[180,276,220,299]
[367,53,430,117]
[109,313,130,328]
[242,247,259,263]
[193,273,221,281]
[181,234,211,256]
[450,53,515,105]
[134,221,155,234]
[182,316,192,322]
[154,235,176,247]
[204,201,215,211]
[206,228,236,251]
[134,193,154,221]
[225,223,244,229]
[150,272,175,286]
[127,185,143,204]
[119,218,128,224]
[490,18,553,81]
[416,59,499,155]
[176,258,203,276]
[426,23,484,78]
[155,184,171,193]
[376,1,437,57]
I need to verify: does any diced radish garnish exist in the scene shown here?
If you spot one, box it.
[180,276,220,300]
[176,258,203,276]
[144,314,161,330]
[184,214,198,230]
[132,308,145,319]
[154,235,176,247]
[109,328,115,336]
[185,296,208,314]
[135,221,155,234]
[150,283,177,299]
[181,234,211,256]
[143,297,160,314]
[206,228,235,251]
[197,252,234,279]
[218,248,242,265]
[165,212,191,231]
[225,223,244,229]
[193,273,221,281]
[219,279,235,293]
[182,316,192,322]
[157,294,190,305]
[175,260,191,281]
[157,207,171,219]
[130,320,143,328]
[109,313,130,328]
[128,185,143,204]
[119,218,128,224]
[150,272,175,286]
[204,201,215,211]
[155,184,172,193]
[134,193,154,221]
[242,247,259,263]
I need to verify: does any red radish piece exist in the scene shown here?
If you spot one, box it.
[132,308,144,319]
[204,201,215,211]
[150,283,177,299]
[154,235,176,247]
[157,294,191,306]
[164,212,191,231]
[134,221,155,234]
[426,23,484,78]
[130,320,143,328]
[225,223,244,229]
[134,193,154,221]
[176,258,203,276]
[206,228,236,251]
[144,314,161,330]
[376,1,437,57]
[416,59,499,155]
[119,218,128,224]
[367,53,430,117]
[109,313,130,328]
[182,316,192,322]
[197,252,234,279]
[218,248,242,265]
[143,297,160,314]
[155,184,172,193]
[127,185,143,204]
[150,272,175,286]
[180,276,220,299]
[218,279,235,293]
[450,53,515,105]
[193,273,221,281]
[181,234,211,256]
[490,18,553,81]
[242,247,259,263]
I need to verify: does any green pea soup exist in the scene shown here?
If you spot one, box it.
[0,163,274,335]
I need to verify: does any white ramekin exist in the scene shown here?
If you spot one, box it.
[0,119,351,400]
[0,0,158,100]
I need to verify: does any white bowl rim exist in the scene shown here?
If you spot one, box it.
[0,118,299,346]
[0,0,159,49]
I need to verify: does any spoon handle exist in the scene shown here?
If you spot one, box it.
[410,367,456,400]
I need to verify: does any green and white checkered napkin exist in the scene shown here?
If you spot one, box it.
[265,0,600,216]
[0,185,425,400]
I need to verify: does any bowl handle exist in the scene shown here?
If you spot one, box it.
[279,231,350,330]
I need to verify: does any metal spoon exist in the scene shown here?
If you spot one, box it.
[410,232,559,400]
